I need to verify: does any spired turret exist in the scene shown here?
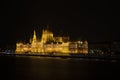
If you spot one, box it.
[32,30,37,44]
[31,30,38,52]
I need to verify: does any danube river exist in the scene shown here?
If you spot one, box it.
[0,55,119,80]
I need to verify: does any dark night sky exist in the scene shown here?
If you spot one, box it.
[0,0,120,49]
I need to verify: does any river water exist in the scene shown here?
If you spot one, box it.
[0,56,119,80]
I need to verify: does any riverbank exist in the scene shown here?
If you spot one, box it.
[0,52,120,61]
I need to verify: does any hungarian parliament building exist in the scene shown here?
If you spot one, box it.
[16,28,88,54]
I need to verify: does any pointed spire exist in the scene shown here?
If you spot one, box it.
[32,30,37,43]
[33,30,36,39]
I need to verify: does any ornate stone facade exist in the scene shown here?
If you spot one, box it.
[16,29,88,54]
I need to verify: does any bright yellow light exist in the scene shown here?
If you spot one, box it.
[16,29,88,54]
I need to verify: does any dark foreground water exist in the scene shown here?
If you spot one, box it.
[0,56,120,80]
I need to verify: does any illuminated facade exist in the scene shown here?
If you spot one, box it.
[16,29,88,54]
